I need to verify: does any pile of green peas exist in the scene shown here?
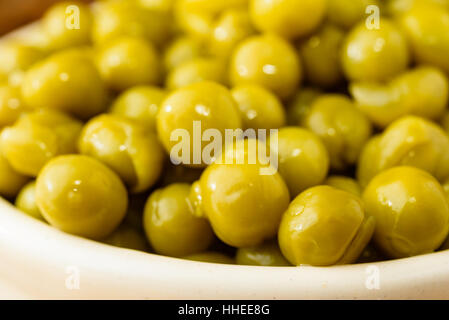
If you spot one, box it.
[2,0,449,267]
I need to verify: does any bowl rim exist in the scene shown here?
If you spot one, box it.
[1,198,449,299]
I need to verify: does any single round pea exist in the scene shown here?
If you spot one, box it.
[270,127,329,198]
[96,37,161,91]
[143,183,214,257]
[163,36,204,71]
[15,181,45,221]
[249,0,327,39]
[190,140,290,248]
[109,86,166,132]
[208,9,255,58]
[78,114,165,194]
[0,109,83,177]
[35,155,128,240]
[363,166,449,258]
[231,84,286,130]
[298,24,345,88]
[42,1,93,51]
[278,185,375,266]
[236,241,291,266]
[229,34,302,100]
[341,19,410,82]
[324,175,362,197]
[0,151,29,199]
[302,94,372,170]
[157,81,242,167]
[21,49,109,120]
[165,58,227,90]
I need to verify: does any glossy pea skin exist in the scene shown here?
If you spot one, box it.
[324,175,362,197]
[92,0,172,47]
[0,84,30,128]
[249,0,327,39]
[229,34,302,100]
[109,86,166,132]
[184,252,235,264]
[0,151,29,199]
[163,36,204,71]
[231,84,286,130]
[327,0,381,29]
[236,241,291,266]
[208,9,255,58]
[78,114,165,194]
[143,183,214,257]
[0,109,83,177]
[15,181,45,221]
[21,49,109,120]
[0,42,44,78]
[341,19,410,82]
[302,94,372,170]
[286,88,322,126]
[298,24,345,88]
[35,155,128,240]
[157,81,242,167]
[278,185,375,266]
[363,166,449,258]
[398,3,449,74]
[190,144,290,248]
[357,116,449,187]
[350,66,449,128]
[166,58,227,90]
[96,37,161,91]
[42,1,93,51]
[270,127,329,198]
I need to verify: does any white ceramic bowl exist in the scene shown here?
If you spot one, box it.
[1,198,449,299]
